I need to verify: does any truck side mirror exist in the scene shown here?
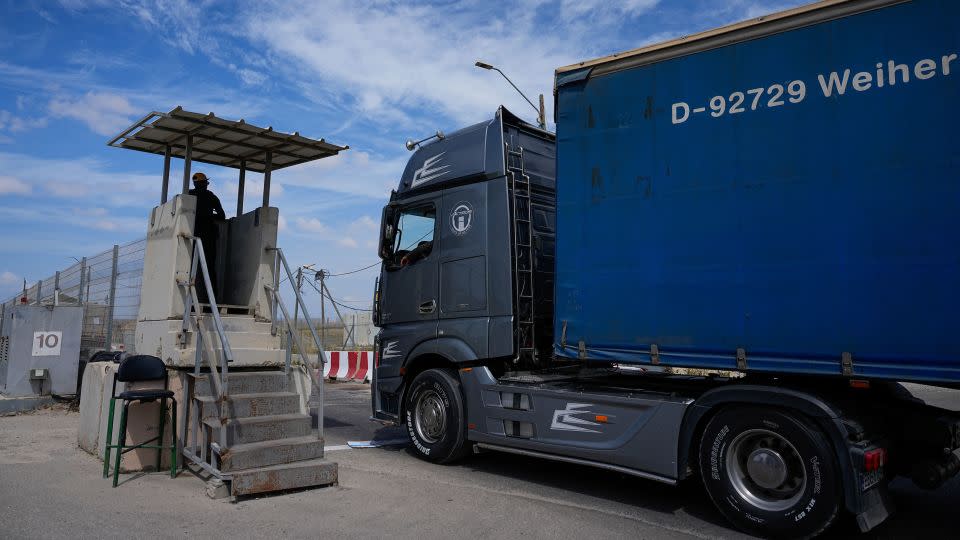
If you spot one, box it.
[378,206,398,260]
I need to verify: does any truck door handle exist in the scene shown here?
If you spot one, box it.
[419,300,436,314]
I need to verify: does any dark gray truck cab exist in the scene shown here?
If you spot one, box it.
[373,107,556,419]
[370,108,959,538]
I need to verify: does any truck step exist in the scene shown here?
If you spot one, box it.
[230,458,337,496]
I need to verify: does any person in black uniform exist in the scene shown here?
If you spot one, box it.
[189,172,226,304]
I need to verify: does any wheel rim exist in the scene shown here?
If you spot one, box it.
[725,428,807,512]
[413,389,447,444]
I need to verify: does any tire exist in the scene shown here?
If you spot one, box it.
[698,406,841,539]
[404,368,469,464]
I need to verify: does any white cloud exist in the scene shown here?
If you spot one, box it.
[294,217,331,234]
[0,271,20,286]
[48,91,137,136]
[0,175,32,195]
[0,109,48,133]
[350,215,378,232]
[107,0,208,55]
[290,215,373,251]
[275,150,403,200]
[558,0,659,22]
[0,151,157,206]
[239,1,582,126]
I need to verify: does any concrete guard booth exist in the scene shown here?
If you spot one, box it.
[78,107,347,497]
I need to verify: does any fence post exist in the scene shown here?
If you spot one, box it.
[54,271,61,306]
[78,257,87,304]
[35,280,42,305]
[104,244,119,351]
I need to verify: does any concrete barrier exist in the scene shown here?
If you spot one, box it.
[321,351,372,382]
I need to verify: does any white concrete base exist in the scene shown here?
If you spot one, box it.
[77,362,315,473]
[136,318,285,368]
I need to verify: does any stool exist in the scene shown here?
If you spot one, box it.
[102,354,178,487]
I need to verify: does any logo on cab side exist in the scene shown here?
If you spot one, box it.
[450,201,474,236]
[550,403,603,433]
[411,153,451,187]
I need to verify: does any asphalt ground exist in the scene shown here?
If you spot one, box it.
[0,382,957,539]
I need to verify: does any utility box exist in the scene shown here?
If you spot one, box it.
[0,305,83,397]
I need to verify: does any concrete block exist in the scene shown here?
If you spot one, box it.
[206,477,231,499]
[220,435,325,471]
[230,458,337,496]
[0,396,56,414]
[77,362,108,453]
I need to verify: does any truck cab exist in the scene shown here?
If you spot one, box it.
[372,107,556,423]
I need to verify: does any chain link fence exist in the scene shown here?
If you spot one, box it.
[1,238,146,361]
[3,238,376,359]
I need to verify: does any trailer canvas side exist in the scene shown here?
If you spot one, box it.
[553,0,960,383]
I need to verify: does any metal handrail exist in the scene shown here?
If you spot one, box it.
[265,247,327,443]
[179,236,231,469]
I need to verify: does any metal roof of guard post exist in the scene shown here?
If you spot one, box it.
[104,107,346,497]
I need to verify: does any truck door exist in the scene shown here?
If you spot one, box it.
[378,198,440,331]
[437,181,503,359]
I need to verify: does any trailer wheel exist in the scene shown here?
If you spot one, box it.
[698,407,840,539]
[405,369,468,464]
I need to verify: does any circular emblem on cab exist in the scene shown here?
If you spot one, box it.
[450,202,474,236]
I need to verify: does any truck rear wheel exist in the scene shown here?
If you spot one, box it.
[698,407,840,539]
[405,368,468,464]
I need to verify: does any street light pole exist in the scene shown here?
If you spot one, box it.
[475,60,546,129]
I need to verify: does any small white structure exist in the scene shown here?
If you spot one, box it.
[1,305,83,397]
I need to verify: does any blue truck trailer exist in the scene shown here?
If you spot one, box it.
[372,0,960,536]
[553,0,959,384]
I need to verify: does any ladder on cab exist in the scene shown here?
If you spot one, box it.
[507,145,537,366]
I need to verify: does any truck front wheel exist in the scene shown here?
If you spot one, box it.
[698,407,841,539]
[405,368,468,464]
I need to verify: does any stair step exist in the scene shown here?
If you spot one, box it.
[220,436,324,471]
[198,392,301,419]
[204,413,311,445]
[194,371,288,397]
[230,458,338,496]
[184,347,287,368]
[189,330,280,350]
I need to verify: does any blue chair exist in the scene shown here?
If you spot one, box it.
[102,354,178,487]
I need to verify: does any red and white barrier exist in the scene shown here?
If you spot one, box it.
[319,351,372,383]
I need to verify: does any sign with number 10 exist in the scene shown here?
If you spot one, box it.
[32,332,63,356]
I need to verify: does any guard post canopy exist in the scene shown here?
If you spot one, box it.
[108,106,349,209]
[106,107,347,369]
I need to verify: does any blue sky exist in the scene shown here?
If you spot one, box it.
[0,0,803,311]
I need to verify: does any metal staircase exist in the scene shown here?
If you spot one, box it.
[507,145,537,367]
[177,238,335,496]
